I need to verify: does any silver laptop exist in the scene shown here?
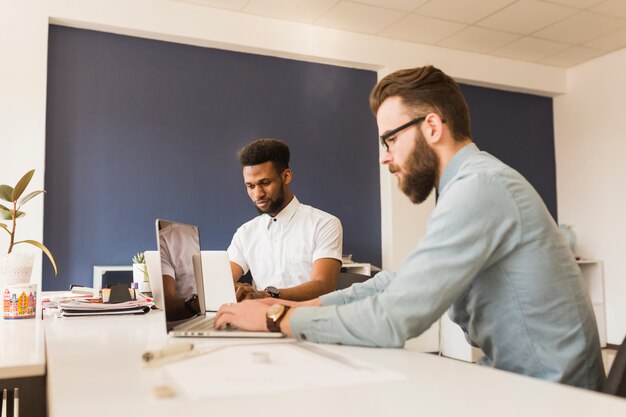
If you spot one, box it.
[155,219,282,338]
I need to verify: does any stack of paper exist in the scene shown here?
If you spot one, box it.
[57,299,152,316]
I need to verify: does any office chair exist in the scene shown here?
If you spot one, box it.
[336,272,370,290]
[602,335,626,398]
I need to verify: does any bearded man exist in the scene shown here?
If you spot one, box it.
[216,67,605,391]
[227,138,343,302]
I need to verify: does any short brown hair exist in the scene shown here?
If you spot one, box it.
[370,66,471,141]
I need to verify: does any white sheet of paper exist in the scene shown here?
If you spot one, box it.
[163,342,405,399]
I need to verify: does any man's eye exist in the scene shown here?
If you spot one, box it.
[386,137,397,144]
[247,185,254,189]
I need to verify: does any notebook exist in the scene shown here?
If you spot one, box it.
[154,219,282,338]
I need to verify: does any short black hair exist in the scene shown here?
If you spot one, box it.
[238,139,290,173]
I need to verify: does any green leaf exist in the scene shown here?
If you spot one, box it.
[14,210,25,219]
[11,169,35,202]
[18,190,45,207]
[14,239,58,275]
[0,223,10,236]
[0,205,12,220]
[0,185,13,202]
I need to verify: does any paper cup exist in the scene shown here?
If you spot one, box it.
[3,282,38,319]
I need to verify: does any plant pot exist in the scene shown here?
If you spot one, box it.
[132,263,148,284]
[0,252,35,286]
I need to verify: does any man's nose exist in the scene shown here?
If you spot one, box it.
[253,187,265,199]
[379,149,392,165]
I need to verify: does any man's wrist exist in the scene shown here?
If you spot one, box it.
[264,286,280,298]
[278,307,294,336]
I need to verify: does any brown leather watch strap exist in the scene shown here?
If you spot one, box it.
[266,305,291,333]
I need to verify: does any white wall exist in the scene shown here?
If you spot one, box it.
[0,0,49,287]
[554,48,626,345]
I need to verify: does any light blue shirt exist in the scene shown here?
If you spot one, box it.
[290,143,605,390]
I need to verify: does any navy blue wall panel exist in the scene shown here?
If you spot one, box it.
[460,84,557,220]
[44,26,380,289]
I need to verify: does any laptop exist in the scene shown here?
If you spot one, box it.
[154,219,282,338]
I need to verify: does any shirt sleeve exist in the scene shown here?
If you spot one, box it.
[159,234,175,278]
[320,270,396,306]
[226,228,249,274]
[290,172,521,347]
[311,216,342,262]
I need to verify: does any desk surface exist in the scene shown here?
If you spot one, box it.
[43,310,626,417]
[0,317,45,379]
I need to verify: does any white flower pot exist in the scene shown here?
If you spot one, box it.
[0,252,35,285]
[132,263,148,284]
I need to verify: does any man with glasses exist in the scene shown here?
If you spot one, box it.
[228,138,343,302]
[216,66,605,390]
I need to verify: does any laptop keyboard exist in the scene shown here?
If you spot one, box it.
[186,316,215,331]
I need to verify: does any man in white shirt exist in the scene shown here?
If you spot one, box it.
[158,221,201,320]
[227,139,343,301]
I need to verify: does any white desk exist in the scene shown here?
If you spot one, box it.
[0,318,45,380]
[0,317,46,417]
[43,311,626,417]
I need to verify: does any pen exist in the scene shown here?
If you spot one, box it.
[142,342,194,363]
[2,389,6,417]
[13,388,18,417]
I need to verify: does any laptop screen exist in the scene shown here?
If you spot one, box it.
[156,219,204,331]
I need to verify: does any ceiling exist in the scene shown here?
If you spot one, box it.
[173,0,626,68]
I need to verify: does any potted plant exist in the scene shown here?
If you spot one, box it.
[132,252,150,293]
[0,170,58,285]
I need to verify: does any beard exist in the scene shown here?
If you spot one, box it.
[255,185,285,215]
[390,130,440,204]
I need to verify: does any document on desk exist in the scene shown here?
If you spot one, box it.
[163,342,405,399]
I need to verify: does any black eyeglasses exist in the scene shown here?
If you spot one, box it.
[379,115,446,151]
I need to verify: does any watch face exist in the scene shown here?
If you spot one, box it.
[267,303,285,320]
[265,286,279,298]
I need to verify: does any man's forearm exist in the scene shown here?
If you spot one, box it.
[277,280,335,301]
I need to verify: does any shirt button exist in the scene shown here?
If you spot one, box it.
[300,333,307,341]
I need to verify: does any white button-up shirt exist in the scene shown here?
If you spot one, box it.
[159,222,200,299]
[227,196,342,290]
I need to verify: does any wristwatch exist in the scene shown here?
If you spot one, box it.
[265,304,291,333]
[184,294,199,316]
[264,286,280,299]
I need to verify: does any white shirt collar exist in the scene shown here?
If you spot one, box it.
[265,195,300,229]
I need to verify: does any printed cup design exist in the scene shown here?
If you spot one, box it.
[3,283,37,319]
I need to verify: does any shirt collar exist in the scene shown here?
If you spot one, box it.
[437,143,479,196]
[264,195,300,228]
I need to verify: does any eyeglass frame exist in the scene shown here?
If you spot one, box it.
[379,114,447,151]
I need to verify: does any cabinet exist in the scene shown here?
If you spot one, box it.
[577,260,607,348]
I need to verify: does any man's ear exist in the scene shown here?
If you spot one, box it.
[282,168,292,185]
[423,113,445,144]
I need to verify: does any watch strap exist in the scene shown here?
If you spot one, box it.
[267,305,291,333]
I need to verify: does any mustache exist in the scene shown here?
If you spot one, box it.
[388,164,400,174]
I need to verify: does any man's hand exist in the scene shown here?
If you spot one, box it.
[214,300,270,332]
[234,282,270,302]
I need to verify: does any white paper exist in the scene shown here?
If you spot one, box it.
[163,342,405,399]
